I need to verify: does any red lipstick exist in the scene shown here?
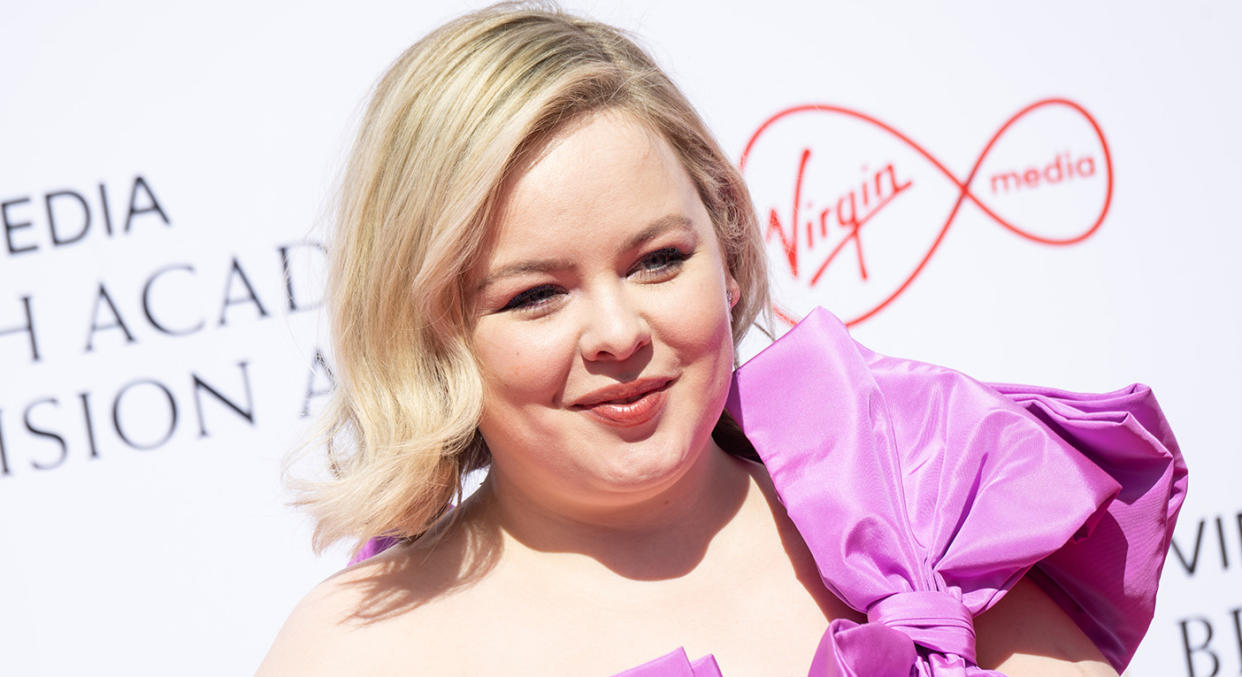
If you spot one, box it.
[572,378,674,427]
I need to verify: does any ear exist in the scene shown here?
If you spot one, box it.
[726,274,741,309]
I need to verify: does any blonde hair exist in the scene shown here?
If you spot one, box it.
[299,2,770,553]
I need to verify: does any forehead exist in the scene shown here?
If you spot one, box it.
[485,110,710,260]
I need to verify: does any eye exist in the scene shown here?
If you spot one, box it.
[630,247,691,280]
[500,284,564,312]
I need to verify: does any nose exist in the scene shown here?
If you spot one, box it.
[578,287,651,363]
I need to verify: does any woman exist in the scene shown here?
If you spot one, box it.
[260,5,1186,675]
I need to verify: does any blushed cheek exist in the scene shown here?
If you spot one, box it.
[476,325,575,408]
[658,275,733,358]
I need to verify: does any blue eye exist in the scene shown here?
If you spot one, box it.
[633,247,690,277]
[501,284,562,312]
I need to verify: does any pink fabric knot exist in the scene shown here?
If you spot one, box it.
[866,590,977,665]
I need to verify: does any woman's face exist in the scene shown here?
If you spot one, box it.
[470,110,740,514]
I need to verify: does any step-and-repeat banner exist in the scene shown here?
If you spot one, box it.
[3,2,1238,675]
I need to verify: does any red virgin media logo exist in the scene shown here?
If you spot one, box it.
[739,98,1113,327]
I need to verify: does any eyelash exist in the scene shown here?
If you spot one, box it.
[631,247,690,280]
[499,247,693,313]
[500,284,561,312]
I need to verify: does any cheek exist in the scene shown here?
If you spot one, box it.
[474,320,576,411]
[655,278,735,386]
[662,266,733,350]
[664,306,731,361]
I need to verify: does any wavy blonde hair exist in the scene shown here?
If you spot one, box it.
[298,2,770,553]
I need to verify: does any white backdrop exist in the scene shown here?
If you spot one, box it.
[1,2,1238,675]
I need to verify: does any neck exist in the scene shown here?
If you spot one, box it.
[475,442,754,581]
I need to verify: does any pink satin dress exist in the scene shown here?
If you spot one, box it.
[615,308,1187,676]
[351,307,1187,676]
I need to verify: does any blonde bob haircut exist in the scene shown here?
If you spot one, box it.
[300,2,770,553]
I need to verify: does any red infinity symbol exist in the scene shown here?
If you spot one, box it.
[739,98,1114,327]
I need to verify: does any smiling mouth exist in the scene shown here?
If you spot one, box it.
[572,378,674,427]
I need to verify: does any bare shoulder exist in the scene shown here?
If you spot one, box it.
[974,575,1117,676]
[255,556,409,676]
[256,529,498,676]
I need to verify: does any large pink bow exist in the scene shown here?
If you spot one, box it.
[614,308,1185,677]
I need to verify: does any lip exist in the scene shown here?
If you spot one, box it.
[570,377,675,427]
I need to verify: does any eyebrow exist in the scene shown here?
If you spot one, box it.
[476,257,576,291]
[625,214,694,251]
[477,214,695,291]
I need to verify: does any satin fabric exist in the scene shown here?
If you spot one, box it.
[616,308,1187,676]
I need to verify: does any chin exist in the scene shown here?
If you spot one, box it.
[589,428,713,496]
